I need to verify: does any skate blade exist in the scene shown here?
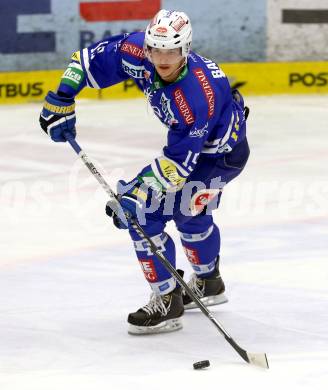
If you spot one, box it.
[128,317,183,335]
[184,293,228,310]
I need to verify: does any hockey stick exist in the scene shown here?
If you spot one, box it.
[64,132,269,369]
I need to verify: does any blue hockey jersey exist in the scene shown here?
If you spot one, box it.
[58,31,247,192]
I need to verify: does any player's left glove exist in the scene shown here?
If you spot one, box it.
[105,179,148,230]
[232,89,249,120]
[39,91,76,142]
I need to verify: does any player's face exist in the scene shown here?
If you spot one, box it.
[148,48,185,82]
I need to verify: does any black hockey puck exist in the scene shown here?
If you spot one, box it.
[193,360,210,370]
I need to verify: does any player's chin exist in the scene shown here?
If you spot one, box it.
[156,65,174,77]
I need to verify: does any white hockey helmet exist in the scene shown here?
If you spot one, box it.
[144,9,192,59]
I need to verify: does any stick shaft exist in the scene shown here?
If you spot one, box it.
[65,133,126,223]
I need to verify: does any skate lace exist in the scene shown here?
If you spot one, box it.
[142,294,169,316]
[187,274,205,298]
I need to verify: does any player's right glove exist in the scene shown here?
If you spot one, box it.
[39,91,76,142]
[105,179,148,230]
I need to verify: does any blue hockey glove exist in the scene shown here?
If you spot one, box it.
[39,91,76,142]
[105,179,147,230]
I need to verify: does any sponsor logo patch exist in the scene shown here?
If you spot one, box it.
[61,63,84,89]
[183,247,200,265]
[172,16,186,32]
[156,26,167,33]
[121,59,145,79]
[193,68,215,118]
[44,101,75,115]
[139,259,158,282]
[189,122,208,138]
[158,158,186,188]
[71,51,81,63]
[120,42,145,59]
[173,88,194,125]
[190,189,221,215]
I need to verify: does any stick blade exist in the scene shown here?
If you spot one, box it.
[246,352,269,369]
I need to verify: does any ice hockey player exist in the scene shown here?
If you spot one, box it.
[39,9,250,335]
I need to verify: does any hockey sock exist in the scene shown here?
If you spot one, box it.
[179,224,220,277]
[132,232,177,294]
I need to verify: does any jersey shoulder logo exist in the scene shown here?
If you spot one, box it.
[173,88,195,125]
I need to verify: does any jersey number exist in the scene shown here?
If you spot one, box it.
[183,151,200,172]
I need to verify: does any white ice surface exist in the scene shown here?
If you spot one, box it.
[0,96,327,390]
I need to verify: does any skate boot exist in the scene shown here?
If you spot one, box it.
[183,257,228,310]
[128,283,184,335]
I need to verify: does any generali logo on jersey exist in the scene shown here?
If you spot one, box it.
[173,88,195,125]
[120,42,145,59]
[193,68,215,118]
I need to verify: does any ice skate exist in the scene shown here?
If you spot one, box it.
[183,257,228,310]
[128,285,184,335]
